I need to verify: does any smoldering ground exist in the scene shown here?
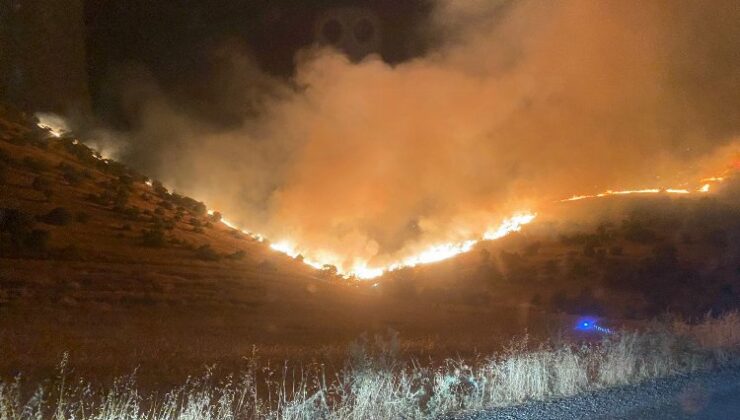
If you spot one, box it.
[89,0,740,273]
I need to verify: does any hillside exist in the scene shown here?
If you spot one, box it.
[1,104,738,388]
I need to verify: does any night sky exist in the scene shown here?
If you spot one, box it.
[82,0,434,125]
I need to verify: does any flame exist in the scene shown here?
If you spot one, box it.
[35,113,68,137]
[34,116,735,281]
[559,185,712,202]
[257,213,537,279]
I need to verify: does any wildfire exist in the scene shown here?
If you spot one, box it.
[35,113,68,137]
[208,210,537,279]
[560,185,709,202]
[33,117,735,282]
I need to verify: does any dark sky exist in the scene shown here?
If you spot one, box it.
[83,0,434,124]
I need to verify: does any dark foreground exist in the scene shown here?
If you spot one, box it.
[452,366,740,420]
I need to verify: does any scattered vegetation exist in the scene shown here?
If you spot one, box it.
[0,314,736,419]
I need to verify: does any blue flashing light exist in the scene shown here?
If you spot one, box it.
[574,317,612,334]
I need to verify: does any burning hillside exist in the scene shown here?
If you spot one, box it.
[20,0,740,279]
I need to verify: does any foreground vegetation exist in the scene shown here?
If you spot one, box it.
[0,313,737,419]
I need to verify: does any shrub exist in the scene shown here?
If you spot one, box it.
[209,211,222,223]
[141,229,166,247]
[22,157,51,173]
[228,250,246,260]
[113,187,130,208]
[622,220,658,243]
[193,202,207,217]
[121,206,141,221]
[152,180,168,196]
[195,244,220,261]
[74,212,90,223]
[40,207,72,226]
[0,147,12,163]
[22,229,50,252]
[31,176,52,191]
[57,244,83,260]
[59,162,83,186]
[257,260,277,272]
[1,208,34,238]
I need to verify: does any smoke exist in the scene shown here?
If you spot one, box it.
[98,0,740,273]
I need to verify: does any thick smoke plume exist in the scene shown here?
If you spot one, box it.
[101,0,740,273]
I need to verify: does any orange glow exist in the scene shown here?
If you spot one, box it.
[209,209,536,279]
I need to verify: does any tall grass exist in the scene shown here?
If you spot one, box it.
[1,313,738,419]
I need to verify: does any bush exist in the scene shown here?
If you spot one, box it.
[40,207,72,226]
[195,244,220,261]
[622,220,658,243]
[209,211,222,223]
[193,202,207,217]
[0,147,12,163]
[141,229,166,247]
[152,180,168,196]
[22,229,50,252]
[1,208,34,238]
[113,187,130,208]
[31,176,52,191]
[57,244,83,260]
[257,260,277,272]
[228,250,246,260]
[75,212,91,223]
[120,206,141,221]
[22,157,51,173]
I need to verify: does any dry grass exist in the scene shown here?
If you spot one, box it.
[0,313,737,420]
